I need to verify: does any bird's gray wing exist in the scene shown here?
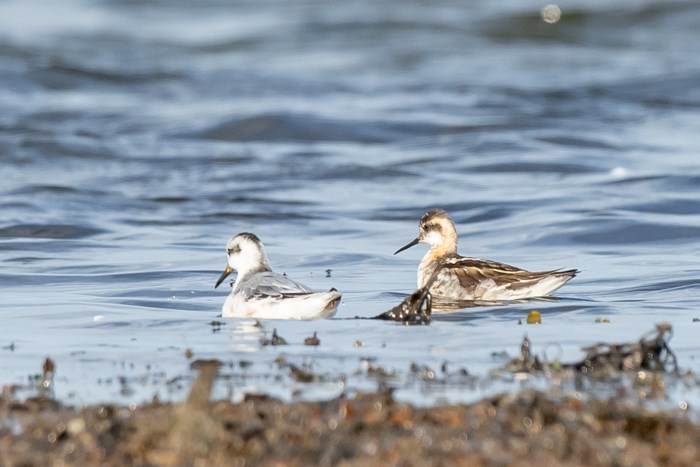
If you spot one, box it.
[240,272,313,299]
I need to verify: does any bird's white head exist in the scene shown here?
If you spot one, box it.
[215,232,272,288]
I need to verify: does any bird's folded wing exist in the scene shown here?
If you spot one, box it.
[241,272,313,299]
[441,257,559,290]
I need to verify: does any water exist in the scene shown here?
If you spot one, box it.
[1,0,699,408]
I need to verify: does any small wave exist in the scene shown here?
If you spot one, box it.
[188,113,442,143]
[623,278,700,295]
[0,223,104,239]
[619,199,700,216]
[34,59,182,87]
[572,222,700,246]
[471,161,599,175]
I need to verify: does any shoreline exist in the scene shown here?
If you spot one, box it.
[1,384,697,466]
[2,323,697,465]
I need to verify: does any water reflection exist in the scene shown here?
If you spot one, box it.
[227,319,265,353]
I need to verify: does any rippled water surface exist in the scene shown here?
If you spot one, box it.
[1,0,699,407]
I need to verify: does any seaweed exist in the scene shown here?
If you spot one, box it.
[372,286,432,325]
[260,328,288,346]
[573,322,678,375]
[506,322,678,377]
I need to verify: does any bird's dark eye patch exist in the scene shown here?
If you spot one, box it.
[423,223,443,234]
[227,245,241,255]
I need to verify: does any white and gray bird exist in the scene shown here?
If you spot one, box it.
[215,233,341,319]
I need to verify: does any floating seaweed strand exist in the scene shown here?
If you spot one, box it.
[372,269,440,325]
[373,286,432,325]
[574,322,678,376]
[507,322,679,377]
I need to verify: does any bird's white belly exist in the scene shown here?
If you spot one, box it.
[222,291,340,320]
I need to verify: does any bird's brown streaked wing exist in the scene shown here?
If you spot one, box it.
[432,264,484,297]
[439,257,560,290]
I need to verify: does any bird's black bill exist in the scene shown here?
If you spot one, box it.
[394,237,420,255]
[215,266,233,288]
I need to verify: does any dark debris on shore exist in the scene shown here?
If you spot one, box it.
[1,384,698,466]
[1,323,698,466]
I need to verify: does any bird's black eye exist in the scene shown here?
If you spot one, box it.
[227,246,241,255]
[424,222,442,234]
